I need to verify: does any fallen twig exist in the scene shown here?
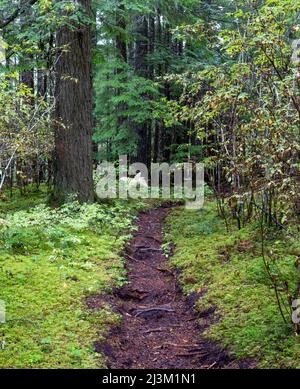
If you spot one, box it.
[139,248,162,253]
[160,342,201,349]
[134,307,175,317]
[208,361,217,369]
[186,317,198,322]
[156,267,174,276]
[143,328,166,334]
[176,351,209,357]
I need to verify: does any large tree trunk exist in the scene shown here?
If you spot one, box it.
[54,0,94,203]
[20,68,34,93]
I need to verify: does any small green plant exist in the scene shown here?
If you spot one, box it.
[0,187,148,368]
[165,201,300,368]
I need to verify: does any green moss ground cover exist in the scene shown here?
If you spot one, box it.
[0,187,149,368]
[165,202,300,368]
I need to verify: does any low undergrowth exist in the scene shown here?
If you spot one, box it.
[0,187,149,368]
[165,202,300,368]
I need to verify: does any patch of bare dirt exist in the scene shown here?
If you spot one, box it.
[89,206,254,369]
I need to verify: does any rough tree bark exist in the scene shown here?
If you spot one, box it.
[54,0,94,203]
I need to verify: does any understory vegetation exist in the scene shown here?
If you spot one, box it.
[0,187,149,368]
[165,202,300,368]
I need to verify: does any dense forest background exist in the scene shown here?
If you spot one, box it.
[1,0,300,369]
[1,0,300,214]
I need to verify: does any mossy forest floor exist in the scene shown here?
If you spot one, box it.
[0,187,299,368]
[0,187,150,368]
[165,203,300,369]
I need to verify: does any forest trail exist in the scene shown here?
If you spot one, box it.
[91,206,248,369]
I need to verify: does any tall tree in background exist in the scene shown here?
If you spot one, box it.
[54,0,94,203]
[133,14,151,167]
[93,0,203,164]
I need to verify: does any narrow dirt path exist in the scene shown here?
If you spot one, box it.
[90,206,249,369]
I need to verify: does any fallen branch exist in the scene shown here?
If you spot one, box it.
[139,248,162,253]
[143,328,166,334]
[134,307,175,317]
[176,351,209,357]
[208,361,217,369]
[156,267,174,276]
[160,342,201,349]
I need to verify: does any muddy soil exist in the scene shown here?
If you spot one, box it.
[88,206,253,369]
